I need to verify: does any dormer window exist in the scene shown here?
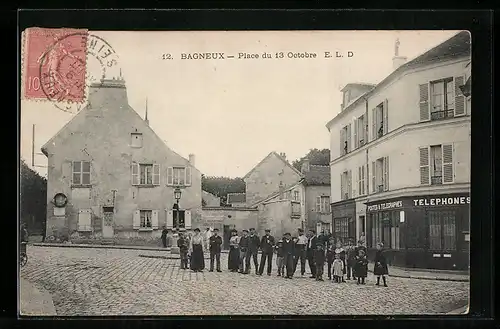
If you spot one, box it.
[131,133,143,148]
[343,90,351,108]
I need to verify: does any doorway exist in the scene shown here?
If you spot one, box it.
[102,207,114,238]
[223,224,235,250]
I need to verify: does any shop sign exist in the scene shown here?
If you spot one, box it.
[412,196,470,207]
[366,200,403,212]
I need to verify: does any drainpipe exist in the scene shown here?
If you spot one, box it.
[364,96,369,238]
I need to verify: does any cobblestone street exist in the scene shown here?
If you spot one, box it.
[20,246,469,316]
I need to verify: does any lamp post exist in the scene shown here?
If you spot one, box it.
[171,188,182,254]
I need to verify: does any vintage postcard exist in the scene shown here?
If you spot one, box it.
[19,28,470,316]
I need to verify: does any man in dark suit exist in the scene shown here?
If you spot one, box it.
[258,229,275,276]
[238,229,250,274]
[209,228,223,272]
[281,232,295,279]
[246,228,260,274]
[306,229,318,278]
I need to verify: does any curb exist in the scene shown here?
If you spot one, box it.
[446,304,469,315]
[367,267,469,282]
[20,278,57,316]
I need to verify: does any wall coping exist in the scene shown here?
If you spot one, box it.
[202,206,258,211]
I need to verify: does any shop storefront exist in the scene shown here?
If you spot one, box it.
[365,192,470,270]
[331,199,356,245]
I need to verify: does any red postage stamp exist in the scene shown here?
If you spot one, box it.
[22,27,89,102]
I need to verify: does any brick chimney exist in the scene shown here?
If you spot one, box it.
[279,152,286,160]
[188,154,195,166]
[88,76,128,110]
[301,158,310,173]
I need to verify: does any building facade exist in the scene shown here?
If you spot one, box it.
[326,31,471,270]
[42,78,203,244]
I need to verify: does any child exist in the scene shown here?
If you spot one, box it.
[335,241,346,282]
[275,239,285,277]
[332,253,344,283]
[177,233,189,270]
[326,237,335,280]
[355,249,368,285]
[345,238,357,280]
[374,242,389,287]
[314,243,326,281]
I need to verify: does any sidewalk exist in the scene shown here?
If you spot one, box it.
[368,262,469,282]
[20,278,57,316]
[31,243,469,282]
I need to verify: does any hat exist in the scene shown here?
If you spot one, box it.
[194,228,200,232]
[265,229,271,232]
[242,229,248,233]
[213,228,219,232]
[284,232,291,236]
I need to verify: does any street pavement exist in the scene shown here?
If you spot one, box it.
[20,246,469,316]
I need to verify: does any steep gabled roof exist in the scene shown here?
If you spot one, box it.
[251,178,304,207]
[243,151,303,180]
[303,165,330,186]
[40,79,198,171]
[326,31,471,130]
[227,193,246,204]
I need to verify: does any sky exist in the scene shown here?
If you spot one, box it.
[20,30,459,178]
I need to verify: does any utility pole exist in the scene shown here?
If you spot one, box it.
[32,124,35,167]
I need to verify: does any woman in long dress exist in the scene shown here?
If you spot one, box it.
[189,228,205,272]
[228,229,240,272]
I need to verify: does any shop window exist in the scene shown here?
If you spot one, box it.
[428,210,456,251]
[369,211,400,249]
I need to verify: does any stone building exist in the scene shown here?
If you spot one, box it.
[42,77,203,245]
[326,31,471,270]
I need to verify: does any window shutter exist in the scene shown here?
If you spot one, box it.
[339,129,344,156]
[372,108,377,141]
[132,163,139,185]
[348,170,352,198]
[383,157,389,191]
[133,210,140,229]
[358,166,362,196]
[185,210,192,229]
[185,166,192,186]
[383,99,389,135]
[365,164,369,195]
[419,147,430,185]
[353,118,358,149]
[340,174,344,200]
[454,76,466,116]
[167,167,173,186]
[371,162,376,193]
[316,196,321,211]
[442,143,454,183]
[152,164,160,185]
[346,124,351,152]
[166,210,174,229]
[419,83,430,121]
[152,210,159,229]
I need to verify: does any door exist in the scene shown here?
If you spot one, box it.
[102,207,114,238]
[223,224,233,250]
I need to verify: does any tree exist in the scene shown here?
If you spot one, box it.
[201,175,246,206]
[20,159,47,235]
[292,148,330,171]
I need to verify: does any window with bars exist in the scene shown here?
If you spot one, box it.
[72,161,91,185]
[334,218,349,241]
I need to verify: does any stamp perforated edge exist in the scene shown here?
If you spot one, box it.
[21,27,90,105]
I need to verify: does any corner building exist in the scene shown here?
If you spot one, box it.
[326,31,471,270]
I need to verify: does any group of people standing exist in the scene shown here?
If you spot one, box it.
[172,227,389,287]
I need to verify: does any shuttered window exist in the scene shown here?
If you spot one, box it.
[419,83,430,121]
[131,163,160,186]
[442,143,454,183]
[167,166,192,186]
[454,76,466,116]
[424,76,466,121]
[419,147,430,185]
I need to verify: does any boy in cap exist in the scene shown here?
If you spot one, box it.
[281,232,295,279]
[238,229,250,274]
[274,238,285,277]
[258,229,275,276]
[209,228,223,272]
[314,241,326,281]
